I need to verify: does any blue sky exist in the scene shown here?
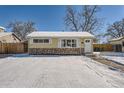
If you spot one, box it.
[0,5,124,32]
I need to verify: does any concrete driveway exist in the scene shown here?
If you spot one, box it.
[0,54,123,88]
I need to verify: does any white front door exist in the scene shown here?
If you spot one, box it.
[84,39,92,53]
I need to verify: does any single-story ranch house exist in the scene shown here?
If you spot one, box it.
[27,32,95,55]
[109,37,124,52]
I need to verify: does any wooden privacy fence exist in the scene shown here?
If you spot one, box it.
[93,44,113,52]
[0,43,28,54]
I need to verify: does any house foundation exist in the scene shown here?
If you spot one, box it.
[28,48,84,55]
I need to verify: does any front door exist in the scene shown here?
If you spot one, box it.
[84,39,92,53]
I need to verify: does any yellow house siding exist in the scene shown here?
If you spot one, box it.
[80,38,84,48]
[28,37,59,48]
[110,40,122,45]
[28,37,93,49]
[122,39,124,52]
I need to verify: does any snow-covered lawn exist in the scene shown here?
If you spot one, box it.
[94,52,124,57]
[102,56,124,65]
[0,54,124,88]
[95,52,124,65]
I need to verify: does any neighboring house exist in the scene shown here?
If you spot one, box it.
[27,32,95,55]
[109,37,124,52]
[0,32,21,43]
[0,26,5,32]
[0,26,21,43]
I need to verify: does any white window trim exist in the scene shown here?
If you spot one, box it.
[32,38,52,44]
[59,38,80,48]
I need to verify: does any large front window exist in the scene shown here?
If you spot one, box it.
[61,39,77,48]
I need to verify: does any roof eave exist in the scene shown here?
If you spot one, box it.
[27,36,95,38]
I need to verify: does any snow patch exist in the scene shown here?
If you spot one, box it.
[102,56,124,65]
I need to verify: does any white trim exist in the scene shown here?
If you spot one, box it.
[59,38,80,48]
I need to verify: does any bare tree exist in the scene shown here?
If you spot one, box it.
[65,6,80,31]
[7,21,37,41]
[65,5,101,34]
[105,19,124,39]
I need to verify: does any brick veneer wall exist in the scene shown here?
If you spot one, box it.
[29,48,84,55]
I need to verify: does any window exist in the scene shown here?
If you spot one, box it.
[39,39,43,43]
[33,39,50,44]
[33,39,39,43]
[122,41,124,47]
[44,39,49,43]
[85,40,90,43]
[61,39,77,48]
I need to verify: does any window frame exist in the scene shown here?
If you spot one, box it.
[33,39,39,43]
[33,38,51,44]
